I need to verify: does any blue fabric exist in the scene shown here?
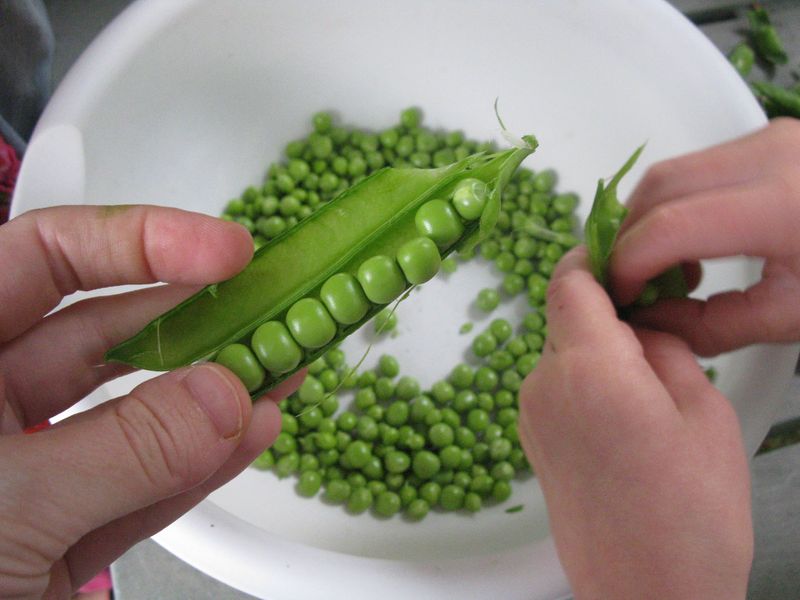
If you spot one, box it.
[0,0,54,154]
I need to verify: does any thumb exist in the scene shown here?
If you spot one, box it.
[2,364,251,556]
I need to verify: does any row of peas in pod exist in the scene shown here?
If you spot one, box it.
[222,109,581,518]
[213,173,493,392]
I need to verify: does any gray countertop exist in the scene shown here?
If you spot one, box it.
[37,0,800,598]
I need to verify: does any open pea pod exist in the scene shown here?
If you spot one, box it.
[106,139,537,395]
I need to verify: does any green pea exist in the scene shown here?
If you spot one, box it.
[374,490,402,517]
[357,255,406,304]
[373,307,398,334]
[355,386,377,411]
[378,354,400,377]
[320,273,370,325]
[406,498,430,520]
[362,456,384,480]
[532,169,557,192]
[409,395,435,423]
[464,492,482,512]
[400,107,422,129]
[476,288,500,312]
[455,426,477,449]
[385,450,411,474]
[395,376,421,400]
[419,481,441,505]
[297,470,322,497]
[472,332,497,357]
[396,236,441,284]
[386,401,410,427]
[375,377,395,401]
[467,408,490,432]
[214,344,265,392]
[415,199,464,248]
[273,432,297,455]
[357,416,379,441]
[503,273,525,296]
[439,484,465,511]
[412,450,441,479]
[516,352,540,376]
[298,406,323,429]
[299,453,319,473]
[275,452,300,478]
[428,423,455,448]
[251,321,303,374]
[728,42,755,77]
[488,350,514,371]
[489,318,513,343]
[286,298,337,349]
[431,380,456,405]
[347,487,373,514]
[324,479,351,503]
[252,448,274,470]
[380,424,399,446]
[452,178,489,220]
[449,363,475,389]
[494,251,515,273]
[439,445,462,470]
[491,461,515,481]
[452,389,477,413]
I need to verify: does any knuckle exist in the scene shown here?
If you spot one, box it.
[112,392,203,493]
[639,159,679,196]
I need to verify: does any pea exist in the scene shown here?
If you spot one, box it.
[286,298,337,349]
[374,491,402,517]
[214,344,265,392]
[252,448,274,470]
[406,498,430,520]
[439,484,465,511]
[488,350,514,371]
[428,423,455,448]
[412,450,441,479]
[489,318,513,343]
[273,432,297,455]
[476,288,500,312]
[375,377,395,400]
[347,487,373,514]
[251,321,303,374]
[467,408,490,432]
[373,307,398,334]
[395,376,420,400]
[297,470,322,497]
[357,255,406,304]
[396,237,441,284]
[297,375,325,406]
[431,380,456,405]
[415,199,464,248]
[449,363,475,389]
[409,395,435,423]
[451,178,489,220]
[513,236,537,259]
[419,481,441,505]
[503,273,525,295]
[472,332,497,357]
[452,390,477,413]
[325,479,351,503]
[516,352,540,376]
[400,107,422,129]
[378,354,400,377]
[506,336,528,357]
[386,401,410,427]
[299,406,323,430]
[320,273,370,325]
[439,445,462,469]
[532,168,557,192]
[385,450,411,474]
[257,215,286,238]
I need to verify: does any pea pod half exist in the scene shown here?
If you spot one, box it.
[106,138,537,395]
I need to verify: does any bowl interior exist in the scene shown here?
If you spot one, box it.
[15,0,796,598]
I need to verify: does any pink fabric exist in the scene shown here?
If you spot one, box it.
[78,569,113,593]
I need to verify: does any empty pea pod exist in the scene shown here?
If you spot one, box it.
[106,138,537,396]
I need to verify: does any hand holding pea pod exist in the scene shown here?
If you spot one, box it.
[518,247,752,600]
[610,118,800,356]
[0,206,302,598]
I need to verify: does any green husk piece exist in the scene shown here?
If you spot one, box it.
[584,145,687,305]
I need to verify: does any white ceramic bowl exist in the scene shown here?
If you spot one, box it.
[12,1,799,598]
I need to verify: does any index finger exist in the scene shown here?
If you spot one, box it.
[0,205,253,343]
[545,246,637,354]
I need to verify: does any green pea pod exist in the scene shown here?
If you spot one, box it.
[106,140,536,394]
[727,42,755,77]
[751,81,800,119]
[584,145,687,305]
[747,7,788,66]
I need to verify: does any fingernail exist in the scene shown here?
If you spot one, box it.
[184,365,243,439]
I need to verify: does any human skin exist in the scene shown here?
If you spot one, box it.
[0,205,303,598]
[519,118,800,599]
